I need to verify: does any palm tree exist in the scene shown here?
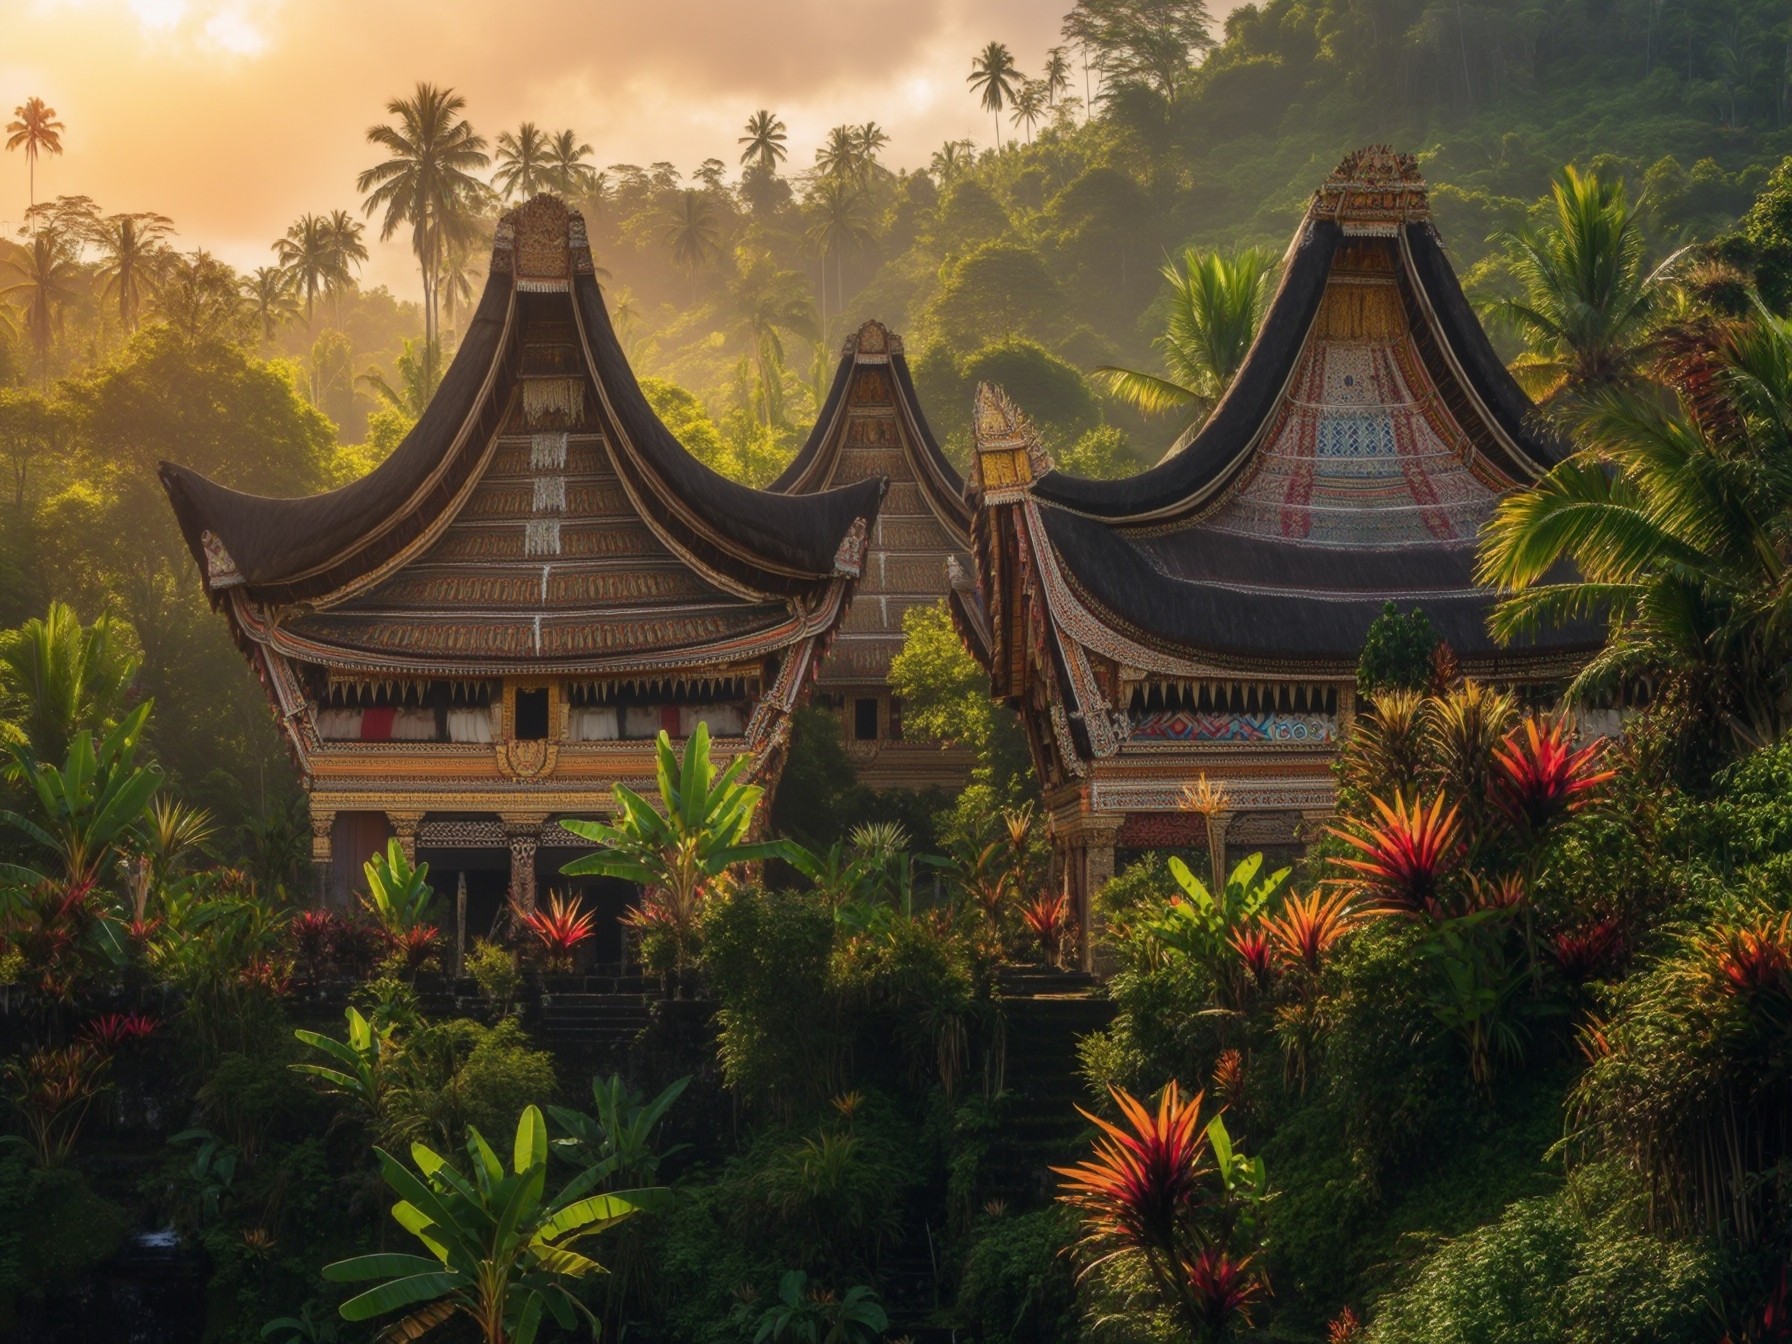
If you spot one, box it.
[0,602,138,768]
[274,213,333,327]
[853,122,890,178]
[241,266,298,344]
[358,82,490,353]
[1011,79,1049,144]
[153,250,245,344]
[547,129,597,197]
[1093,247,1276,429]
[439,233,482,337]
[1489,167,1669,404]
[729,254,818,427]
[493,121,551,201]
[662,189,721,299]
[815,125,859,183]
[803,178,873,340]
[357,337,443,419]
[1478,304,1792,752]
[0,227,80,386]
[1044,47,1073,105]
[88,211,175,334]
[323,209,368,322]
[5,98,64,220]
[967,42,1022,150]
[738,110,788,173]
[931,140,973,183]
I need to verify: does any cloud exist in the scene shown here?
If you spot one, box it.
[2,0,1083,286]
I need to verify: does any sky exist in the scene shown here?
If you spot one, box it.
[2,0,1132,293]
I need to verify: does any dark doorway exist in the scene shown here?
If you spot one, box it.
[515,688,550,739]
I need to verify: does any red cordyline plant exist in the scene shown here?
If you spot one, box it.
[1328,1304,1365,1342]
[387,924,442,975]
[1182,1247,1265,1338]
[4,1041,112,1166]
[1492,716,1615,834]
[516,891,596,972]
[1020,889,1073,967]
[1227,926,1275,992]
[79,1012,157,1052]
[1210,1050,1244,1107]
[1705,912,1792,1000]
[1261,888,1360,977]
[1054,1083,1266,1339]
[287,909,339,980]
[1330,793,1463,920]
[1550,917,1625,986]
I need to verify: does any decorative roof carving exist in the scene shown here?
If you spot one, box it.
[832,516,870,576]
[1311,145,1429,233]
[845,318,902,361]
[971,383,1053,501]
[509,194,572,282]
[201,529,243,588]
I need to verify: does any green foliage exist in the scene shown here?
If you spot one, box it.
[1743,156,1792,314]
[958,337,1100,445]
[324,1104,663,1344]
[955,1208,1080,1344]
[548,1074,690,1190]
[466,938,522,1012]
[745,1269,888,1344]
[1057,424,1135,479]
[0,601,138,767]
[292,1006,396,1124]
[563,724,798,972]
[1357,602,1439,697]
[360,837,435,935]
[383,1019,559,1154]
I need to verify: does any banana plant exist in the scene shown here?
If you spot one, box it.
[562,724,799,972]
[324,1104,667,1344]
[548,1073,690,1189]
[1141,852,1291,970]
[292,1006,397,1124]
[0,702,161,887]
[362,838,435,935]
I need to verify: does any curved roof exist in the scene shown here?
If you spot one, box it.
[159,195,884,677]
[160,196,882,609]
[968,147,1594,676]
[770,319,971,685]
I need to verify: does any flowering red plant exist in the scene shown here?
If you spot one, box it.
[1261,889,1360,976]
[1182,1248,1265,1336]
[1492,717,1615,833]
[516,892,596,971]
[1327,1304,1364,1343]
[388,924,442,974]
[1053,1082,1213,1259]
[1227,926,1275,990]
[79,1012,157,1052]
[1020,889,1073,966]
[287,909,338,977]
[237,955,292,996]
[1706,913,1792,1000]
[1550,917,1624,985]
[1330,793,1463,920]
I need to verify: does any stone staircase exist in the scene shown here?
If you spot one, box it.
[987,968,1114,1204]
[533,992,655,1052]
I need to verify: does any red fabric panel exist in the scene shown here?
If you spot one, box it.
[360,707,396,741]
[660,706,681,735]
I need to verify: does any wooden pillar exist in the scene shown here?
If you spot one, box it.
[503,816,546,915]
[308,803,334,907]
[1062,812,1123,973]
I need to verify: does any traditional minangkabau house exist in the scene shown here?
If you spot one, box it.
[955,148,1593,961]
[771,320,975,792]
[160,195,882,948]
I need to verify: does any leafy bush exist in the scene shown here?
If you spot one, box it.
[1357,602,1439,696]
[956,1207,1080,1344]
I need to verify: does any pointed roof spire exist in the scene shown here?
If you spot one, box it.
[970,383,1053,503]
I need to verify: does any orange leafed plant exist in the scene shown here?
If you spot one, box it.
[1053,1082,1214,1263]
[1261,889,1360,975]
[1705,911,1792,1000]
[1228,925,1275,990]
[1020,889,1074,966]
[1330,793,1463,920]
[516,891,597,971]
[1492,717,1615,832]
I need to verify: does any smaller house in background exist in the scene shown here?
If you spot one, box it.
[773,320,975,793]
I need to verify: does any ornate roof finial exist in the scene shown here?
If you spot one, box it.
[845,318,901,362]
[1310,146,1429,235]
[832,517,870,576]
[971,383,1053,503]
[491,194,594,287]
